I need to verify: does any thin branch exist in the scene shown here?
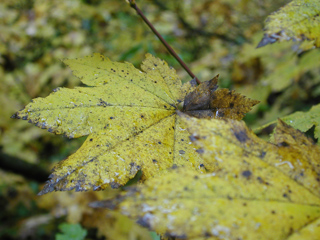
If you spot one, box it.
[128,0,201,85]
[0,151,50,182]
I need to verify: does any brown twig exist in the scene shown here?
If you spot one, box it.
[128,0,201,85]
[0,151,50,182]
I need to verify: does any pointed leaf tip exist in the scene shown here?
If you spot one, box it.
[11,113,18,119]
[256,34,277,48]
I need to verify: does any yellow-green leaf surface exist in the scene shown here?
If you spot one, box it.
[255,103,320,144]
[13,54,258,194]
[258,0,320,49]
[92,116,320,240]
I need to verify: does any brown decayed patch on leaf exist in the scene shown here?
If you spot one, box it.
[183,75,259,120]
[91,117,320,240]
[12,54,258,194]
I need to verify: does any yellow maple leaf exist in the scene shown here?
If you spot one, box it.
[258,0,320,49]
[12,54,258,194]
[91,116,320,240]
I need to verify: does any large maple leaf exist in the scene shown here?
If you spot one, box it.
[12,54,258,194]
[91,117,320,240]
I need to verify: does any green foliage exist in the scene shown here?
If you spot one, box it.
[256,103,320,144]
[56,223,87,240]
[149,232,161,240]
[236,35,320,106]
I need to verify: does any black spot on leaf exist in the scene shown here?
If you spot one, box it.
[257,176,263,183]
[242,170,252,178]
[136,217,151,229]
[189,135,198,141]
[259,151,266,159]
[279,141,290,147]
[234,130,249,143]
[196,148,204,154]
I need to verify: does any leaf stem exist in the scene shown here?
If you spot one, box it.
[129,0,201,85]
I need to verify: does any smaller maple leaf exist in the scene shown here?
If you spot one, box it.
[183,75,259,120]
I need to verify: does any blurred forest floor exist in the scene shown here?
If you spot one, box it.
[1,0,320,239]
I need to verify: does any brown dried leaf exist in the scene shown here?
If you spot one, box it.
[183,75,259,120]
